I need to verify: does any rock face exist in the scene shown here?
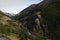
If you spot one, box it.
[15,0,47,35]
[15,0,60,40]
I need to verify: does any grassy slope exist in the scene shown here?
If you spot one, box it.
[0,11,29,40]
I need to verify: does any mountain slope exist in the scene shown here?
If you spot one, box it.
[0,11,31,40]
[14,0,60,40]
[0,10,21,40]
[0,10,46,40]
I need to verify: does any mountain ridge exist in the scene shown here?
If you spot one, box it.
[14,0,60,40]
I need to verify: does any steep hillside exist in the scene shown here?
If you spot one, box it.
[14,0,60,40]
[0,10,47,40]
[0,11,33,40]
[0,10,21,40]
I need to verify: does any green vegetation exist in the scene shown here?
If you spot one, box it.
[0,11,28,40]
[40,1,60,40]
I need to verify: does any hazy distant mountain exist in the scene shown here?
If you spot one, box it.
[0,10,15,17]
[4,12,15,17]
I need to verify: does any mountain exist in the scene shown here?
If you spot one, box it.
[14,0,60,40]
[4,12,15,17]
[0,0,60,40]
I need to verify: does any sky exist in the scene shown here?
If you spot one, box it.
[0,0,43,14]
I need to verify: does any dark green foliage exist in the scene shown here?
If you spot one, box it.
[19,31,28,40]
[40,1,60,40]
